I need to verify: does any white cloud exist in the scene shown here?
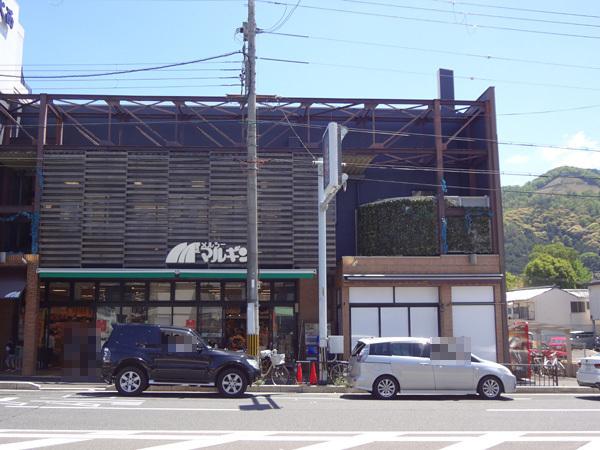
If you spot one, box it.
[538,131,600,169]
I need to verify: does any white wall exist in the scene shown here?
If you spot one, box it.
[533,289,593,331]
[451,286,497,361]
[0,1,27,94]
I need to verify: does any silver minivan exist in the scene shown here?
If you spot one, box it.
[349,337,516,400]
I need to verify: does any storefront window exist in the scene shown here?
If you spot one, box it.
[173,306,197,329]
[223,282,245,301]
[259,282,271,302]
[120,305,147,324]
[200,282,221,301]
[259,305,270,349]
[148,306,172,326]
[149,282,171,301]
[175,282,196,301]
[273,281,295,302]
[97,306,118,347]
[273,306,295,360]
[74,282,95,302]
[47,306,94,371]
[124,282,146,302]
[198,306,222,346]
[48,282,70,302]
[98,282,122,302]
[224,305,246,350]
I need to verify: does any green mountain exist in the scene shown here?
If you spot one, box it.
[502,166,600,274]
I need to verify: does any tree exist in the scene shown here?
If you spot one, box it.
[581,252,600,273]
[527,242,591,287]
[506,271,525,290]
[524,254,578,289]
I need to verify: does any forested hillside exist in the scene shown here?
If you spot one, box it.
[503,166,600,275]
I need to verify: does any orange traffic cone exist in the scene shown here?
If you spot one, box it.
[309,361,318,385]
[296,362,303,384]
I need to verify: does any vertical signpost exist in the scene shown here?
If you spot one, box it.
[316,122,348,384]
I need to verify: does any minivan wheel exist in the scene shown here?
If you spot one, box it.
[115,366,147,396]
[372,375,399,400]
[477,376,502,400]
[217,368,248,397]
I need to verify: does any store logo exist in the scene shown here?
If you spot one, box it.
[166,242,248,264]
[0,1,14,30]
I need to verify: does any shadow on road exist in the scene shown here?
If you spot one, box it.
[340,394,513,402]
[75,391,254,400]
[69,391,284,409]
[575,395,600,401]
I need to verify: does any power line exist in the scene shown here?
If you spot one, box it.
[339,0,600,30]
[261,31,600,71]
[24,76,240,83]
[424,0,600,21]
[256,0,600,40]
[2,115,600,154]
[28,84,241,91]
[0,51,242,79]
[342,162,600,183]
[258,54,600,94]
[359,177,600,199]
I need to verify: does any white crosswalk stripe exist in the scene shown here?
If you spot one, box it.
[0,430,599,449]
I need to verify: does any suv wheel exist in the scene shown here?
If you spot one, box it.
[116,366,147,396]
[217,368,248,397]
[477,376,502,400]
[372,375,398,400]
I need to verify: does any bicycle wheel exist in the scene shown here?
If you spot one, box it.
[328,363,348,385]
[271,365,290,385]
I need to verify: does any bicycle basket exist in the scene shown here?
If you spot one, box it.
[270,353,285,365]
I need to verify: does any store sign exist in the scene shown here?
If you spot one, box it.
[166,241,248,264]
[0,1,14,30]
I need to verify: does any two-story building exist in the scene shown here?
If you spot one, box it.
[0,68,508,375]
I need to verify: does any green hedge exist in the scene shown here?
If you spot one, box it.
[447,207,492,254]
[357,198,438,256]
[356,199,492,256]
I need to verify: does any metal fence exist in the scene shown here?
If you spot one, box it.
[504,363,564,387]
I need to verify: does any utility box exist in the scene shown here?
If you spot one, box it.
[328,335,344,355]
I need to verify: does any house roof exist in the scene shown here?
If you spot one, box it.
[506,287,553,302]
[564,289,589,299]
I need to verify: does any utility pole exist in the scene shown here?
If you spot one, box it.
[317,123,348,384]
[244,0,260,358]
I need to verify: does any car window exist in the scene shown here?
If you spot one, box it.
[112,325,160,346]
[390,342,428,358]
[161,330,199,352]
[351,341,366,357]
[369,342,391,356]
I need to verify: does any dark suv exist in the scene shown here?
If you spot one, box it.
[101,324,261,397]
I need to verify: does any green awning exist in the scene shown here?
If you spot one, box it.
[38,268,315,280]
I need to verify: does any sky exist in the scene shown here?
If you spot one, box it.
[13,0,600,186]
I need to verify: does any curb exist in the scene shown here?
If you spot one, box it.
[515,386,595,394]
[0,381,40,390]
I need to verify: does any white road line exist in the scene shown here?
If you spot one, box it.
[139,432,262,450]
[5,406,238,411]
[0,438,92,449]
[0,398,18,403]
[439,432,524,449]
[487,409,600,412]
[294,432,385,450]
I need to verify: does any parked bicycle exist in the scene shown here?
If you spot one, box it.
[327,354,349,385]
[259,349,290,385]
[542,352,566,378]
